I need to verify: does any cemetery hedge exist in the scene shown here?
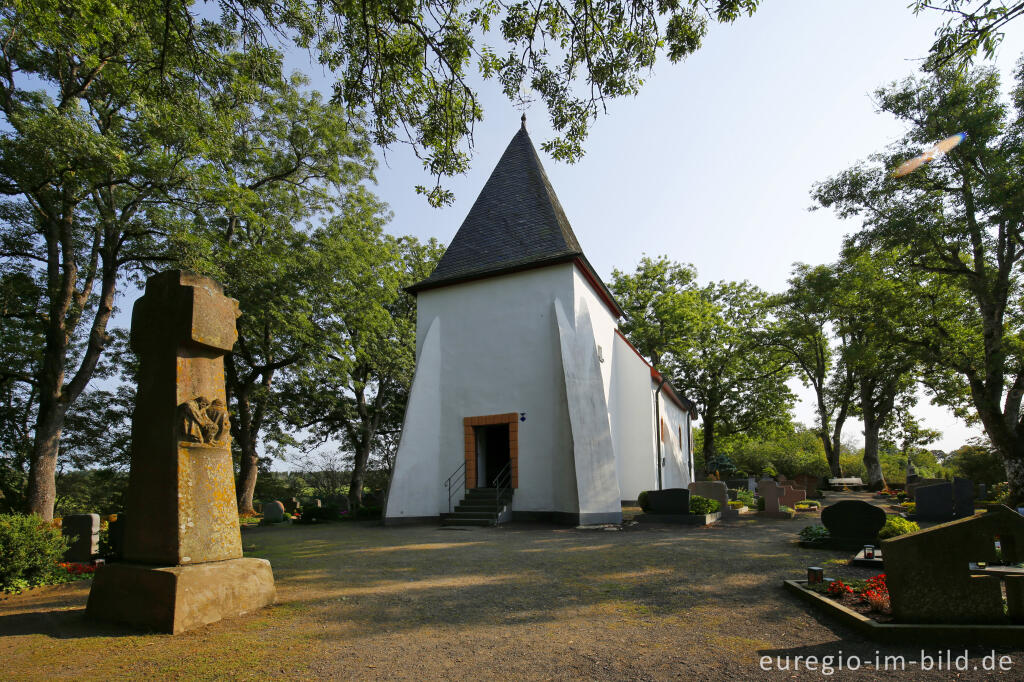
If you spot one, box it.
[689,495,719,515]
[0,513,69,593]
[878,516,919,540]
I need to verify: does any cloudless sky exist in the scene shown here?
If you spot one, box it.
[280,1,1024,453]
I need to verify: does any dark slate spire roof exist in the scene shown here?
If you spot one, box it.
[408,122,598,295]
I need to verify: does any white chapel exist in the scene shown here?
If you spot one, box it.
[384,119,695,525]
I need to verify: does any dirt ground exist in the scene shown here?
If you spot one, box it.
[2,493,1022,680]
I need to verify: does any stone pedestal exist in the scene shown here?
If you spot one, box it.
[87,271,274,633]
[87,558,275,634]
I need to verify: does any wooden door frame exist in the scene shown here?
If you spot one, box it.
[463,413,518,489]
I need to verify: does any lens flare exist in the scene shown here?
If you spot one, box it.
[893,132,966,177]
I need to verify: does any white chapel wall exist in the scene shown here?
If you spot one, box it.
[609,332,658,500]
[412,264,579,515]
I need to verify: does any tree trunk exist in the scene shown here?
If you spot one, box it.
[348,435,370,510]
[26,397,67,520]
[235,436,259,515]
[231,380,259,515]
[820,433,842,478]
[1004,454,1024,507]
[862,418,886,491]
[701,413,715,477]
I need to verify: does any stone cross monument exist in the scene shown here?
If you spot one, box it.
[87,271,275,633]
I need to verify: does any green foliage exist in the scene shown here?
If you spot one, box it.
[900,502,916,514]
[728,500,746,509]
[612,258,795,469]
[946,443,1006,487]
[813,61,1024,502]
[799,524,831,544]
[756,496,766,511]
[991,482,1011,504]
[698,424,830,481]
[53,469,127,517]
[688,495,720,515]
[0,514,67,592]
[637,491,649,512]
[733,489,755,506]
[796,500,821,509]
[212,1,760,203]
[878,515,920,540]
[913,1,1024,69]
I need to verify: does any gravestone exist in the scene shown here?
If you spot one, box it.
[757,479,783,515]
[916,482,955,522]
[62,514,100,562]
[688,481,735,519]
[644,488,690,514]
[310,499,322,508]
[283,498,299,514]
[725,478,748,491]
[821,500,886,548]
[263,500,285,522]
[977,483,987,500]
[328,496,351,513]
[87,271,275,634]
[953,477,975,519]
[884,506,1024,624]
[778,481,807,508]
[794,474,821,499]
[907,478,946,500]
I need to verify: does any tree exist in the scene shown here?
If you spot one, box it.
[947,439,1006,486]
[611,260,795,469]
[813,62,1024,501]
[611,256,701,371]
[214,0,759,204]
[0,3,288,519]
[771,264,855,477]
[915,1,1024,69]
[287,193,445,508]
[831,248,920,490]
[173,61,376,515]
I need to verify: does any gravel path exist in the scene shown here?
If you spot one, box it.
[1,493,1020,680]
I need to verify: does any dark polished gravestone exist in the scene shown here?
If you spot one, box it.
[953,477,975,519]
[644,488,691,514]
[916,482,955,522]
[86,271,275,634]
[884,506,1024,624]
[821,500,887,549]
[62,514,100,562]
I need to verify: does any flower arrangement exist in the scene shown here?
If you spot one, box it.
[859,574,889,611]
[57,562,96,576]
[827,579,853,596]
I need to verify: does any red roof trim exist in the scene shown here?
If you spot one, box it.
[614,330,695,415]
[572,257,624,319]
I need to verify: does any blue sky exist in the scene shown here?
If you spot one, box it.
[285,1,1023,453]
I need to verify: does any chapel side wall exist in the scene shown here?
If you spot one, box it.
[415,264,578,515]
[659,391,692,490]
[570,267,617,402]
[609,332,658,500]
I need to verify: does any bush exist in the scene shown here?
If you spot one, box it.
[0,514,68,592]
[878,515,919,540]
[728,500,746,509]
[899,501,916,514]
[796,500,821,509]
[637,491,649,512]
[799,524,830,544]
[689,495,720,515]
[294,505,347,524]
[733,489,755,506]
[756,496,766,511]
[991,482,1011,504]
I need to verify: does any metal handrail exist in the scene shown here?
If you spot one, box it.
[493,461,512,518]
[443,461,466,513]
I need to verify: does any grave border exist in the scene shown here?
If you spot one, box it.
[784,579,1024,646]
